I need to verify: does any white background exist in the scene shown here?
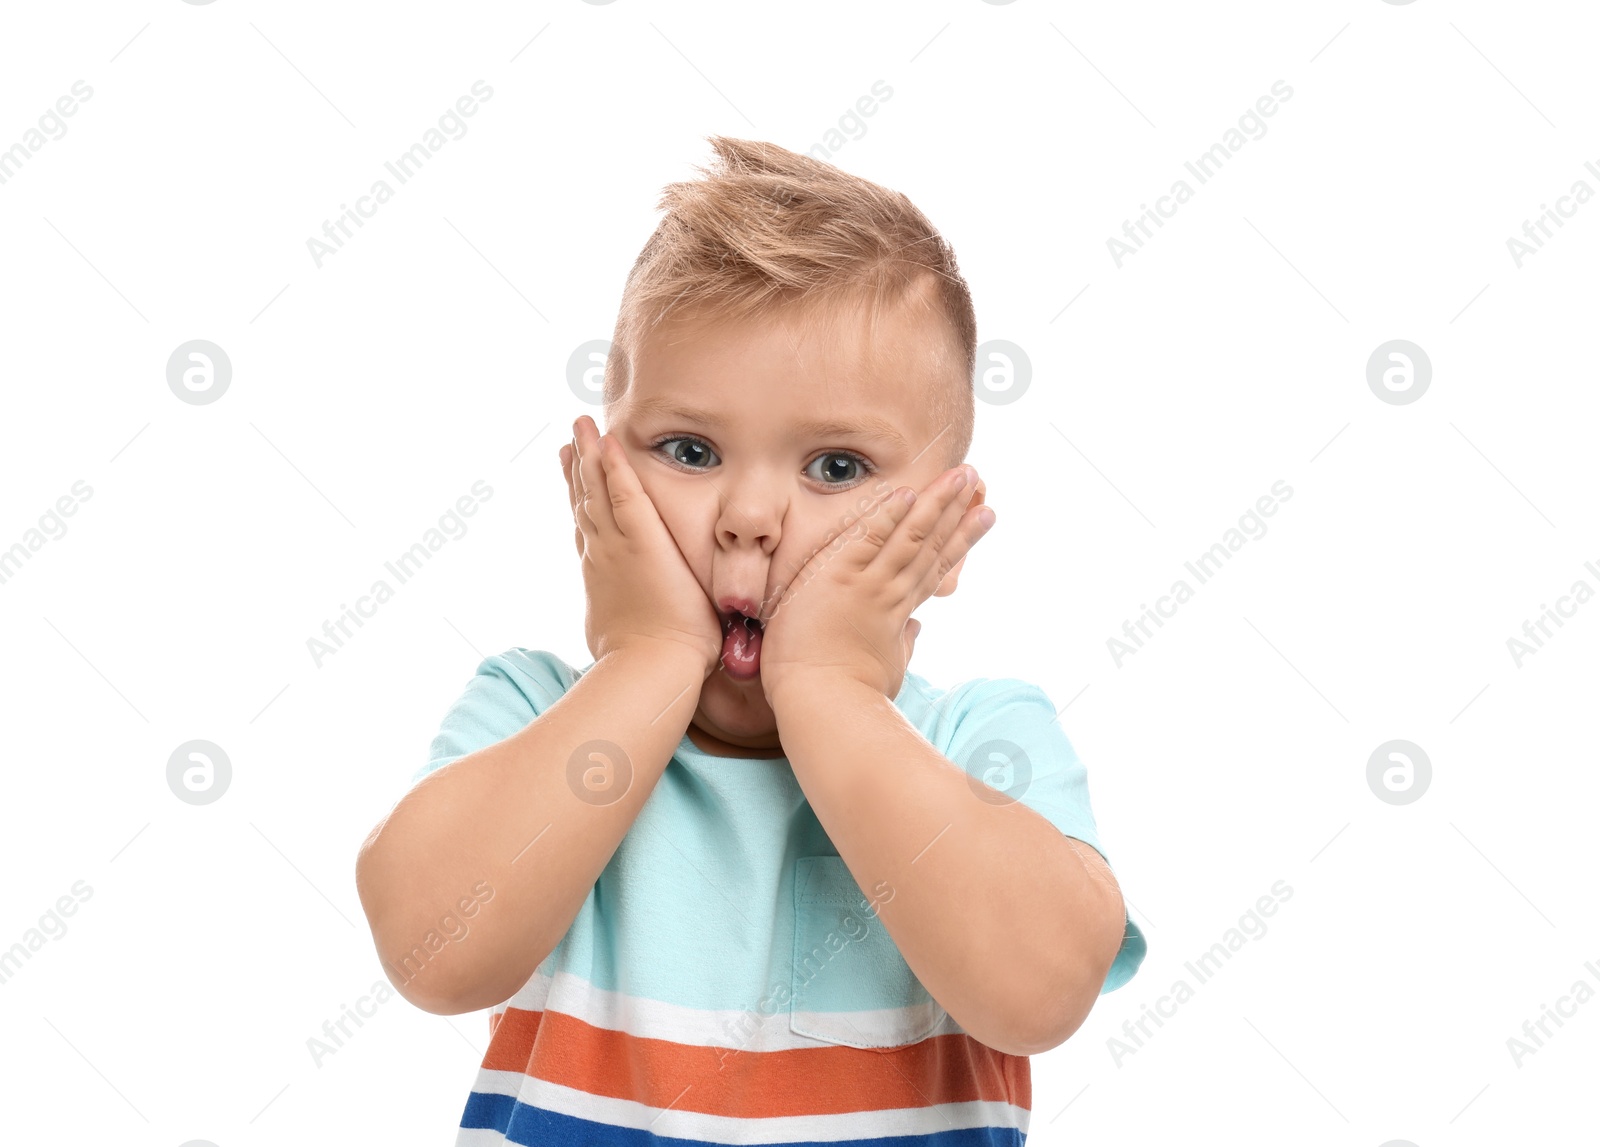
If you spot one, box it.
[1,1,1596,1143]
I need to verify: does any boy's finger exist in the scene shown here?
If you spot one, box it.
[838,483,917,569]
[561,443,584,557]
[574,419,620,538]
[566,438,585,508]
[569,435,598,536]
[566,441,587,526]
[876,468,968,579]
[907,495,992,601]
[930,469,981,546]
[596,434,650,537]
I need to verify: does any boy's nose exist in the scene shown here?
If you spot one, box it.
[717,512,778,552]
[714,486,782,553]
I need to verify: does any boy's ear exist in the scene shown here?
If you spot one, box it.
[932,476,985,598]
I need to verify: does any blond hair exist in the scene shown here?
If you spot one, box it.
[604,136,976,469]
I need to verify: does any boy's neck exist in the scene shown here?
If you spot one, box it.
[685,721,786,759]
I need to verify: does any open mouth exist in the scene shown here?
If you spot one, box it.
[718,609,764,679]
[720,609,764,635]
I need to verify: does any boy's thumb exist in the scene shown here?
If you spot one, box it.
[903,617,921,664]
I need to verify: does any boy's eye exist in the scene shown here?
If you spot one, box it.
[655,437,719,469]
[805,451,871,485]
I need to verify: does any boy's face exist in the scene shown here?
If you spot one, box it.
[608,287,977,757]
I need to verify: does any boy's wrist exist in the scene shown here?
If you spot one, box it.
[763,667,873,716]
[607,636,716,682]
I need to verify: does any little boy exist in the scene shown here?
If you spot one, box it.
[356,136,1146,1145]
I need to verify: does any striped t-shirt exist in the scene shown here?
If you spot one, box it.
[411,648,1147,1145]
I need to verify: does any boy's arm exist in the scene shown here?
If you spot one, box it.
[355,641,706,1015]
[768,673,1127,1057]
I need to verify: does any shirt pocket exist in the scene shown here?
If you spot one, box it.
[789,855,945,1050]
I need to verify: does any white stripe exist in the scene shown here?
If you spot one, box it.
[492,967,973,1053]
[464,1067,1029,1144]
[455,1130,510,1146]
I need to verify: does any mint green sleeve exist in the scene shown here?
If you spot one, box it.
[940,677,1148,995]
[412,650,575,785]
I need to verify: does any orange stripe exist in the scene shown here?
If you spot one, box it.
[480,1006,1029,1119]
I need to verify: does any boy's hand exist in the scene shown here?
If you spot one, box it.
[560,414,723,677]
[758,464,994,705]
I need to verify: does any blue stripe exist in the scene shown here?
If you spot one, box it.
[461,1091,1026,1146]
